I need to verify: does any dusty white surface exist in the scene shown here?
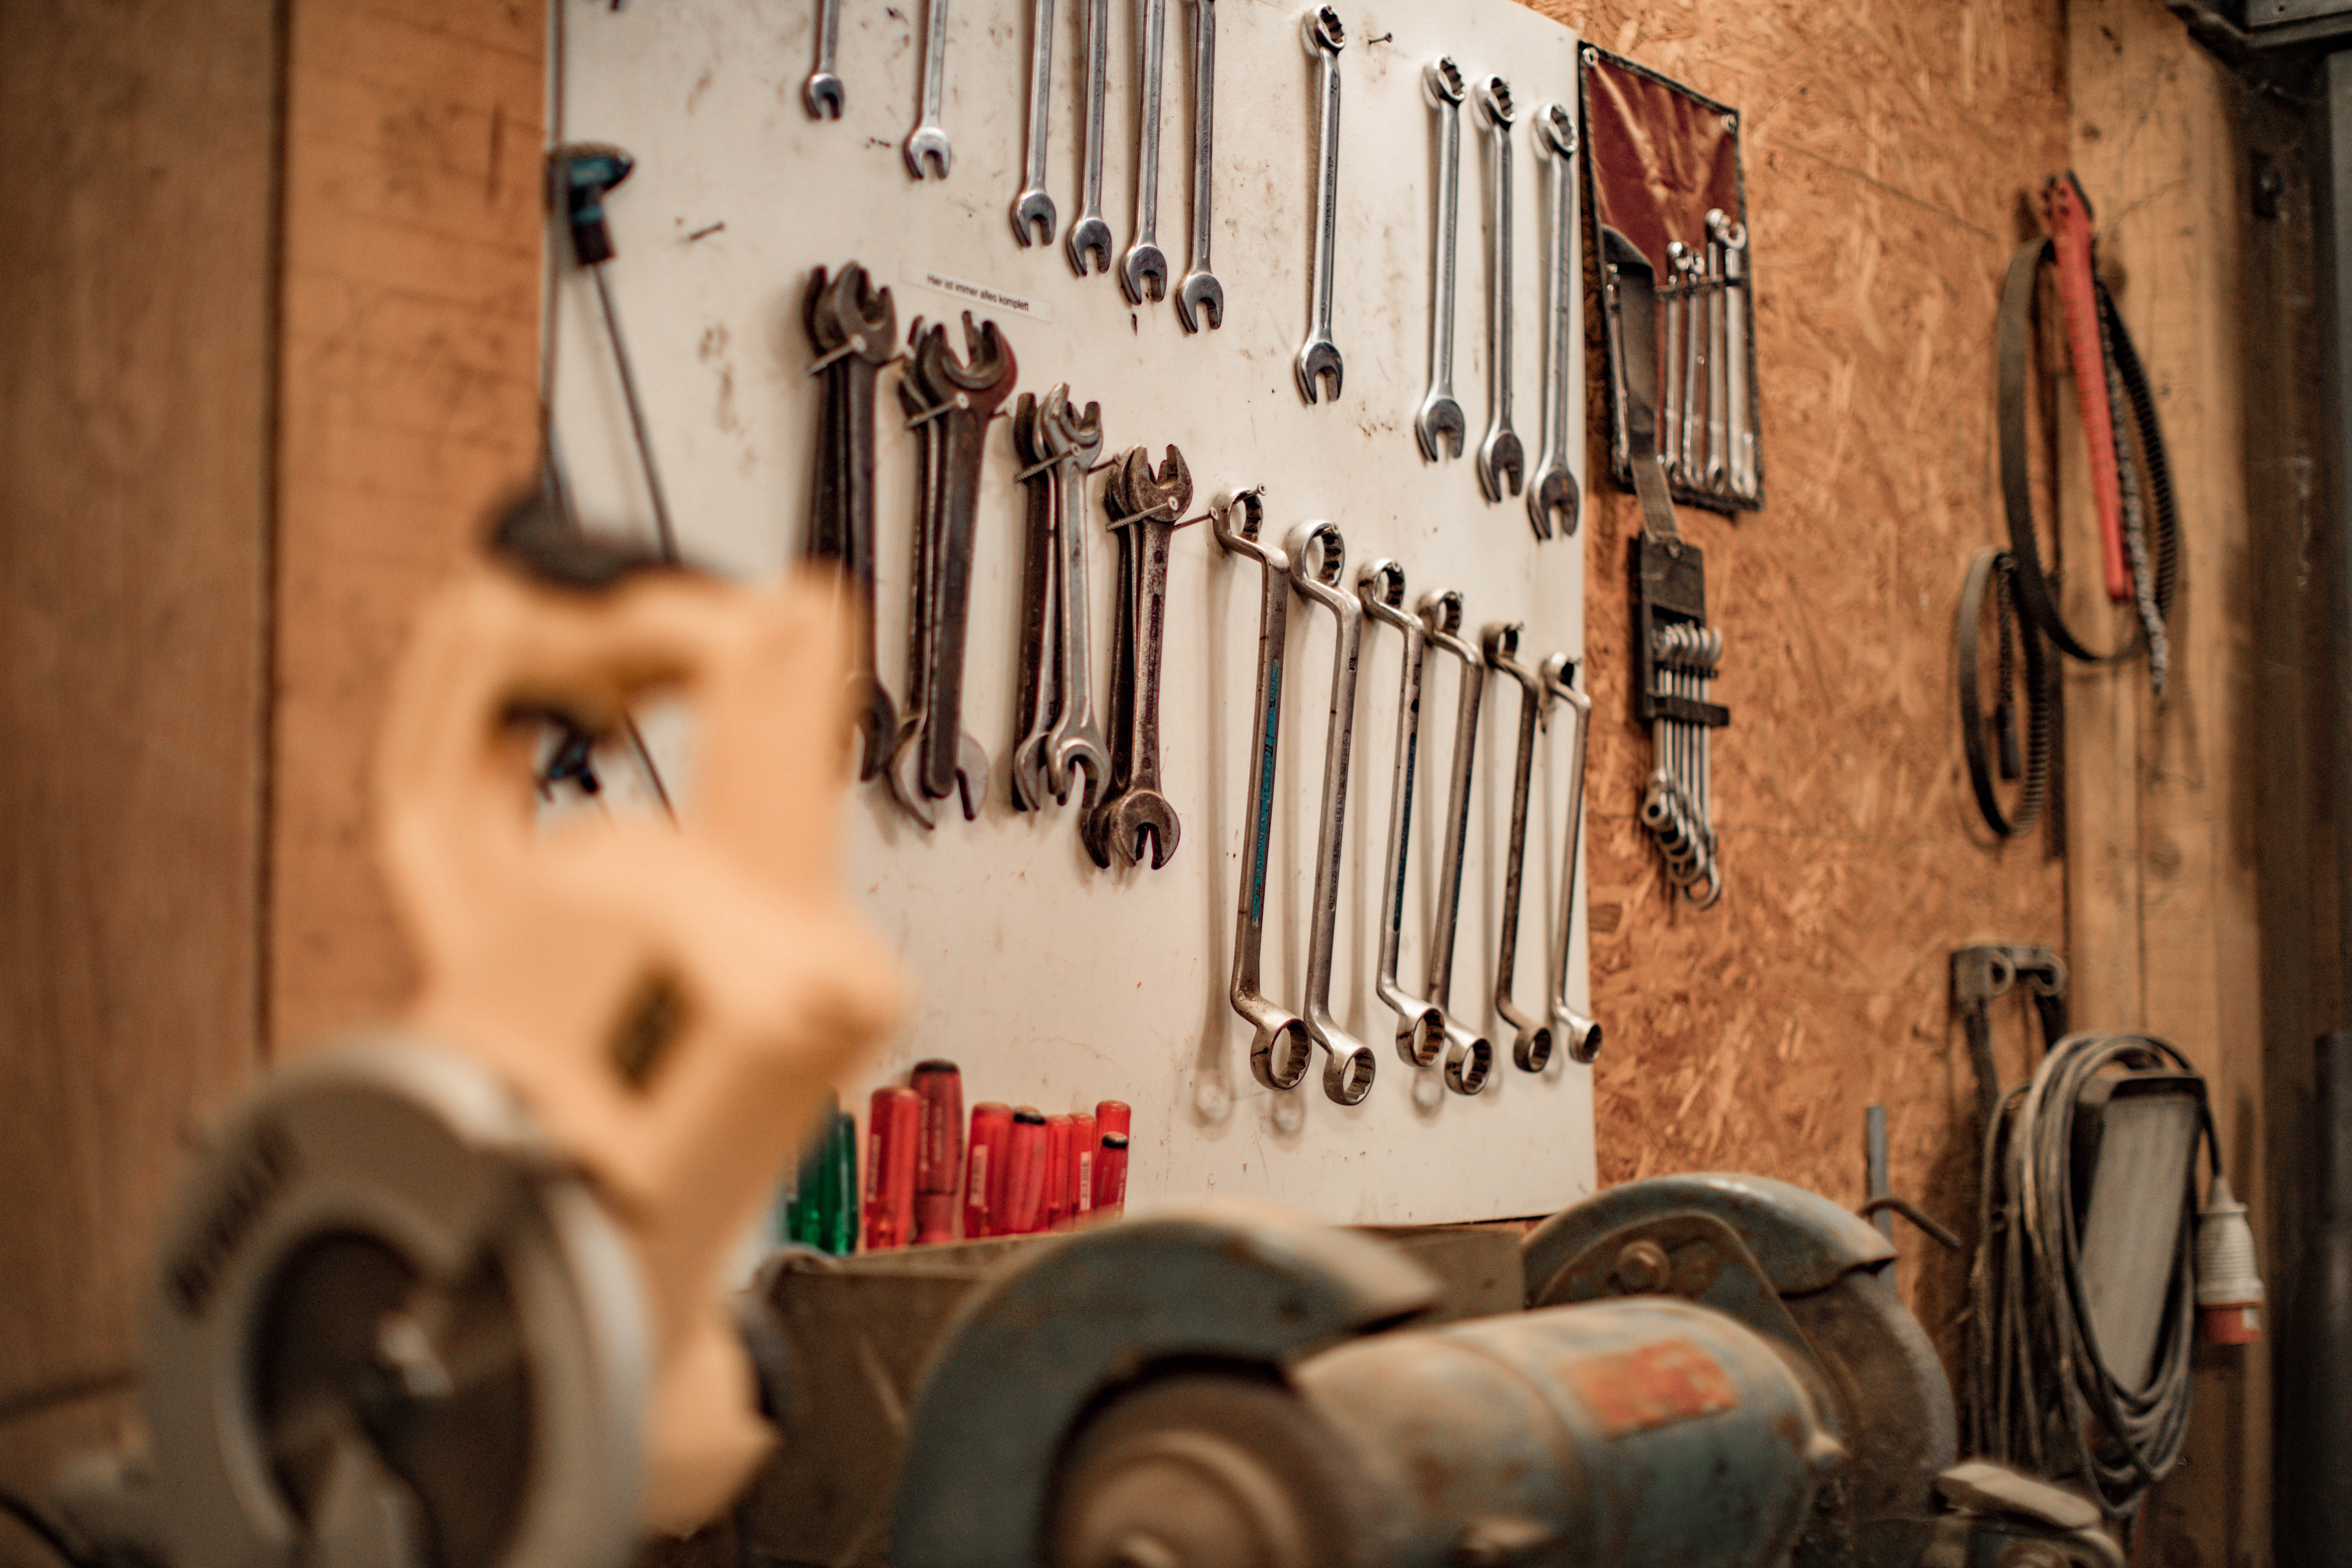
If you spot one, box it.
[552,0,1594,1222]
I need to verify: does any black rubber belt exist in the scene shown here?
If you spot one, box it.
[1957,548,2051,838]
[1996,239,2179,664]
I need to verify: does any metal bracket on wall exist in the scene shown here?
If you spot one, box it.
[1951,944,2068,1144]
[2166,0,2352,89]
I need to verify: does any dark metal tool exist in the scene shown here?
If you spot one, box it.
[1090,445,1190,869]
[803,264,899,780]
[1008,392,1061,811]
[1484,623,1553,1073]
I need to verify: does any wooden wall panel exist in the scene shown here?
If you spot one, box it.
[0,0,276,1544]
[270,0,546,1046]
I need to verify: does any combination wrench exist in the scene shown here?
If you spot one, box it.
[1661,241,1690,482]
[1008,391,1060,810]
[1091,445,1190,868]
[1526,102,1580,539]
[1483,623,1553,1073]
[1175,0,1223,332]
[1065,0,1114,275]
[1040,392,1111,811]
[1420,590,1495,1095]
[1011,0,1058,245]
[1358,561,1447,1068]
[1714,210,1755,499]
[903,0,952,180]
[1120,0,1171,304]
[1294,8,1345,404]
[803,0,845,118]
[1542,653,1600,1062]
[1288,522,1377,1106]
[1412,58,1467,462]
[1211,491,1315,1094]
[1704,209,1729,492]
[1680,238,1706,485]
[1474,76,1523,503]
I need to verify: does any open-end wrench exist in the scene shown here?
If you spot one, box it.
[1066,0,1114,275]
[1413,58,1467,462]
[1174,0,1223,332]
[1541,653,1600,1062]
[903,0,952,180]
[1661,241,1689,482]
[1211,491,1315,1093]
[1092,445,1189,868]
[1714,210,1754,499]
[1009,391,1061,810]
[1357,560,1446,1068]
[1526,102,1580,539]
[886,362,944,829]
[804,0,845,118]
[1287,522,1376,1106]
[1419,589,1495,1095]
[1704,208,1729,493]
[804,265,899,779]
[1294,8,1345,404]
[1041,393,1111,811]
[1483,623,1553,1073]
[1120,0,1171,304]
[1474,76,1523,503]
[1011,0,1058,245]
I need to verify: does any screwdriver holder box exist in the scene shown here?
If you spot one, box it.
[550,0,1594,1224]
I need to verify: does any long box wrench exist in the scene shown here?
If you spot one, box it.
[1661,241,1689,481]
[1040,391,1111,812]
[1211,491,1314,1093]
[1703,209,1729,494]
[803,265,897,780]
[1008,391,1061,810]
[1483,623,1552,1073]
[1417,590,1496,1095]
[1090,445,1190,869]
[1527,103,1580,538]
[1357,560,1447,1068]
[1713,210,1755,501]
[1295,8,1345,403]
[1541,653,1600,1061]
[1287,521,1376,1105]
[913,316,1015,808]
[1474,76,1524,504]
[1412,58,1467,462]
[1679,242,1706,489]
[1174,0,1223,332]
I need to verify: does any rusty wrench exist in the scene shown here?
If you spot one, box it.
[1420,590,1495,1095]
[1092,445,1189,868]
[1358,561,1446,1068]
[1008,391,1061,810]
[1483,623,1553,1072]
[1542,653,1600,1062]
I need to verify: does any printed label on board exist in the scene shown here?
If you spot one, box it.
[901,262,1056,323]
[1563,1337,1740,1436]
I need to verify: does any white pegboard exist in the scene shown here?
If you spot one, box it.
[551,0,1594,1223]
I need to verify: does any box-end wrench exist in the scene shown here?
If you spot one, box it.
[1011,0,1058,245]
[1066,0,1114,275]
[1287,521,1376,1106]
[1120,0,1171,304]
[1526,102,1580,539]
[1174,0,1223,332]
[903,0,952,180]
[1475,77,1524,504]
[1714,210,1754,500]
[1419,590,1496,1096]
[1357,561,1447,1068]
[1412,58,1467,463]
[1541,653,1600,1062]
[1483,623,1553,1073]
[805,265,898,779]
[1040,394,1111,812]
[1294,8,1345,404]
[1092,445,1189,868]
[1211,491,1315,1093]
[1661,241,1689,482]
[804,0,845,118]
[1703,209,1729,493]
[1009,391,1061,810]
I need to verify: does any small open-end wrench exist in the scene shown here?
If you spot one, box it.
[1358,561,1446,1068]
[1474,76,1523,503]
[1212,491,1315,1093]
[1011,0,1058,245]
[1483,623,1553,1073]
[1092,445,1190,868]
[1541,653,1600,1062]
[1175,0,1223,332]
[1413,58,1467,462]
[1066,0,1114,275]
[1661,241,1689,482]
[1704,208,1729,493]
[804,0,845,118]
[1714,210,1754,499]
[887,363,944,829]
[1009,391,1062,810]
[1419,590,1495,1095]
[903,0,953,180]
[1526,103,1580,539]
[1120,0,1171,304]
[1040,393,1111,811]
[1294,8,1345,404]
[1287,521,1376,1106]
[804,265,899,779]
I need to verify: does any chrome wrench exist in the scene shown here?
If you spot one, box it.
[1011,0,1058,245]
[1041,393,1111,809]
[903,0,952,180]
[1212,491,1315,1093]
[1294,8,1345,404]
[1474,76,1523,503]
[1120,0,1171,304]
[1412,58,1467,462]
[1358,560,1446,1068]
[1704,208,1729,492]
[1419,590,1496,1095]
[1526,102,1579,539]
[1288,521,1376,1105]
[1066,0,1114,275]
[803,0,845,118]
[1714,210,1754,499]
[1543,652,1600,1062]
[1175,0,1223,332]
[1661,241,1689,481]
[1483,623,1553,1072]
[1680,240,1705,485]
